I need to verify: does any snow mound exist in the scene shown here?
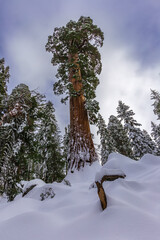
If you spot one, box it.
[23,184,55,201]
[66,161,101,184]
[20,179,55,201]
[0,153,160,240]
[22,179,46,193]
[95,168,126,183]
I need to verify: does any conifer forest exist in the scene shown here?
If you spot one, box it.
[0,16,160,203]
[1,1,160,239]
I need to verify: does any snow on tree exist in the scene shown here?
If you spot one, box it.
[107,115,133,158]
[0,84,36,200]
[151,90,160,155]
[35,101,65,183]
[117,101,156,159]
[62,125,70,173]
[0,83,66,200]
[151,122,160,155]
[151,89,160,120]
[117,100,141,128]
[97,114,116,165]
[142,129,157,155]
[0,123,18,200]
[0,58,10,119]
[46,16,104,171]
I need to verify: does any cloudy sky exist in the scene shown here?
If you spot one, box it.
[1,0,160,140]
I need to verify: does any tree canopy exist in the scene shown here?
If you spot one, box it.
[46,16,104,124]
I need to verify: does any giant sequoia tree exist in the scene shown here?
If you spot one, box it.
[46,16,104,171]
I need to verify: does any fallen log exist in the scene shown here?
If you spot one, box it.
[95,171,126,210]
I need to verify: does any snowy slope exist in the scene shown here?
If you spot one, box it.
[0,153,160,240]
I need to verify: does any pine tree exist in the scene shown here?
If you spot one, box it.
[35,101,65,183]
[8,84,36,181]
[0,58,10,118]
[117,101,156,159]
[151,89,160,155]
[0,84,45,198]
[46,16,104,171]
[0,123,18,200]
[151,122,160,155]
[151,90,160,119]
[0,63,19,200]
[97,114,116,165]
[117,100,141,128]
[107,115,133,158]
[63,125,70,173]
[0,81,66,200]
[0,84,36,199]
[142,129,157,155]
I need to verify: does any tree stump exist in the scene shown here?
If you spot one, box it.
[96,173,126,210]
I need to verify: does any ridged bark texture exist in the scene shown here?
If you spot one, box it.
[68,53,97,171]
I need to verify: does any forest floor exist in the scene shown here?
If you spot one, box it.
[0,153,160,240]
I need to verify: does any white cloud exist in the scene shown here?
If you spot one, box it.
[2,0,160,139]
[6,30,54,90]
[97,45,159,132]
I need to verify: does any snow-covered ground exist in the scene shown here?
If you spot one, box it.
[0,153,160,240]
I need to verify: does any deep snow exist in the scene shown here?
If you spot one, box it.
[0,153,160,240]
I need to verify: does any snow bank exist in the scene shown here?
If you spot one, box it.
[66,161,101,184]
[22,179,46,192]
[95,168,126,183]
[0,153,160,240]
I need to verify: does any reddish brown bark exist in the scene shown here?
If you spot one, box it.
[68,53,97,171]
[96,174,126,210]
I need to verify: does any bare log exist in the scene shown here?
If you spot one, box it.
[96,173,126,210]
[95,181,107,210]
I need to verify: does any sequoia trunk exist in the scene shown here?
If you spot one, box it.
[68,53,97,171]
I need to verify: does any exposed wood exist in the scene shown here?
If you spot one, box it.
[101,174,126,184]
[96,173,126,210]
[96,181,107,210]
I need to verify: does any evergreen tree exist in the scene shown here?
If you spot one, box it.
[117,100,141,128]
[0,84,36,199]
[8,84,37,181]
[117,101,156,159]
[46,16,104,171]
[151,90,160,119]
[35,101,65,183]
[0,82,65,199]
[107,115,133,158]
[142,129,157,155]
[0,58,10,118]
[151,122,160,155]
[151,89,160,155]
[63,125,70,173]
[0,123,18,200]
[97,114,116,165]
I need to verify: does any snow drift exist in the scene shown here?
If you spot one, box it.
[0,153,160,240]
